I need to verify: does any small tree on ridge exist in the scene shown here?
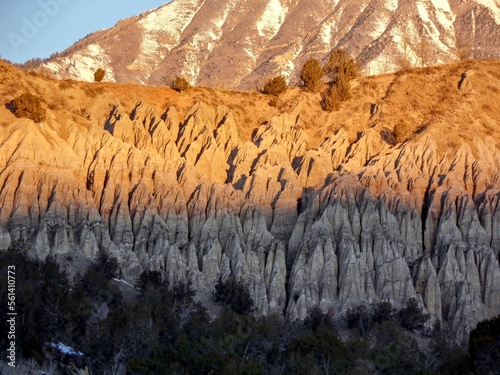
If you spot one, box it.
[263,75,288,106]
[324,48,360,83]
[94,68,105,82]
[322,48,359,111]
[172,76,190,92]
[301,59,323,92]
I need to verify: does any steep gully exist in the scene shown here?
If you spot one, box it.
[0,100,499,342]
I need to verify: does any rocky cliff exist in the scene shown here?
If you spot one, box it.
[38,0,500,88]
[1,59,500,341]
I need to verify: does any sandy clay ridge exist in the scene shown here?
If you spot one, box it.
[1,59,500,341]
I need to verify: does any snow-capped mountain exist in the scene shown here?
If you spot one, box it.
[41,0,500,88]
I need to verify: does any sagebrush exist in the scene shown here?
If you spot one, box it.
[94,68,105,82]
[301,59,323,92]
[172,76,190,92]
[9,93,46,122]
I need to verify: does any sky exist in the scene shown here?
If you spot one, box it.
[0,0,170,64]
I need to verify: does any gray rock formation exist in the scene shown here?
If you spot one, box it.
[1,94,499,343]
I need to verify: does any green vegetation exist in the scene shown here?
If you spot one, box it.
[468,315,500,374]
[213,276,254,314]
[300,59,323,92]
[94,68,105,82]
[0,249,496,374]
[322,49,360,112]
[263,75,288,106]
[346,299,430,337]
[324,48,360,83]
[399,297,431,330]
[324,85,341,112]
[9,93,46,123]
[172,76,190,92]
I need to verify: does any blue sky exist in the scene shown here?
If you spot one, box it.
[0,0,170,63]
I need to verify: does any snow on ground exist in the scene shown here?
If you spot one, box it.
[370,14,391,39]
[139,0,204,36]
[319,5,345,47]
[212,0,234,29]
[132,0,206,80]
[112,278,135,288]
[256,0,288,39]
[474,0,500,24]
[190,28,220,53]
[182,0,240,83]
[278,41,303,81]
[415,1,454,53]
[50,342,84,357]
[181,52,201,85]
[243,37,258,63]
[320,21,333,46]
[385,0,399,12]
[433,0,455,30]
[44,43,114,82]
[364,55,391,76]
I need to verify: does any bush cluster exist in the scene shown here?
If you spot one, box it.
[9,93,46,123]
[300,59,323,92]
[324,48,360,83]
[324,85,341,112]
[260,49,359,110]
[393,119,413,143]
[94,68,105,82]
[213,276,254,315]
[308,49,360,112]
[1,248,496,374]
[172,76,190,92]
[263,75,288,97]
[346,298,430,335]
[468,315,500,374]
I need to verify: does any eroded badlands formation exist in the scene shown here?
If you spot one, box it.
[1,73,500,343]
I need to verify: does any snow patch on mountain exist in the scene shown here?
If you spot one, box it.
[320,20,333,45]
[45,44,114,82]
[277,40,304,80]
[243,37,259,63]
[318,0,341,42]
[181,51,202,84]
[371,14,391,39]
[257,0,288,39]
[385,0,399,12]
[140,0,203,38]
[319,6,346,47]
[433,0,455,27]
[416,1,454,53]
[38,0,500,88]
[213,0,233,29]
[129,0,206,82]
[181,7,231,83]
[365,54,390,76]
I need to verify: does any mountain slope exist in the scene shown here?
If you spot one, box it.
[39,0,500,88]
[2,59,500,341]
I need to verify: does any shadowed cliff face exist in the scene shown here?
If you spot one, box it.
[1,60,500,342]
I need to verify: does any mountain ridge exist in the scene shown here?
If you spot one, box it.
[37,0,500,88]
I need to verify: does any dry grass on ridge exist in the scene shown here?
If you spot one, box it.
[1,59,499,156]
